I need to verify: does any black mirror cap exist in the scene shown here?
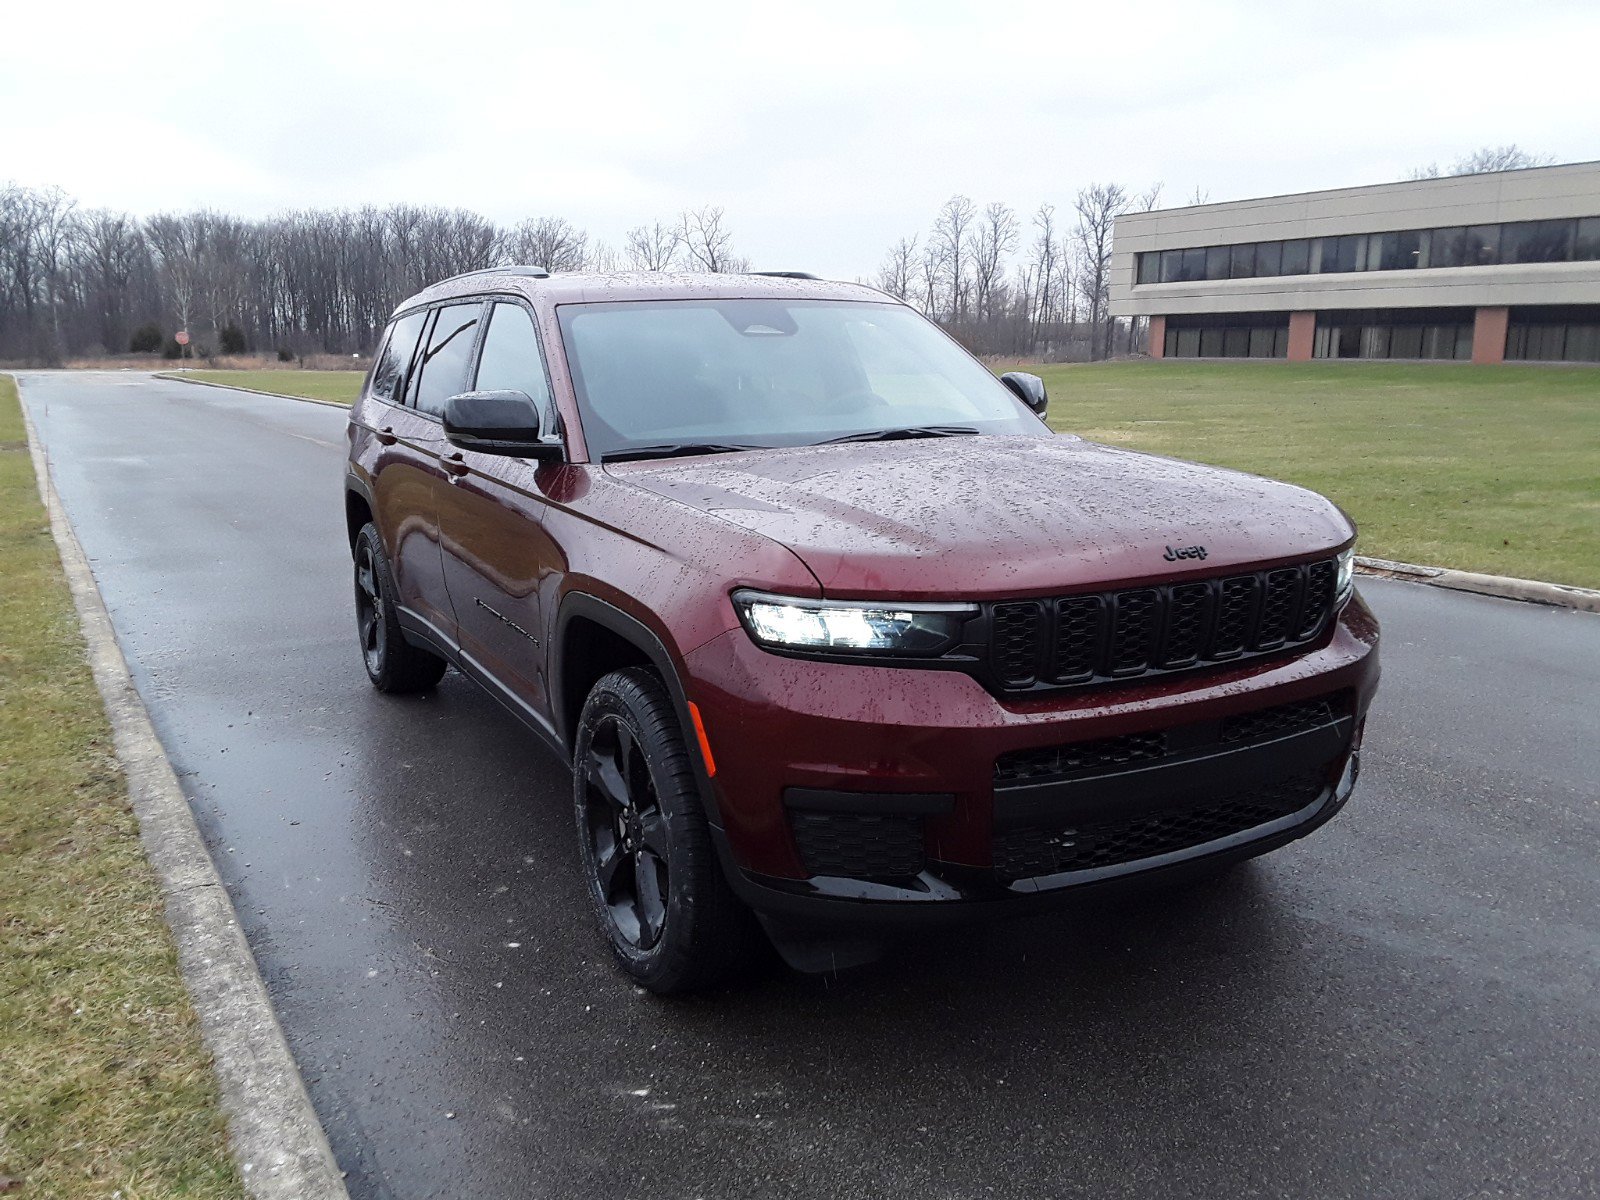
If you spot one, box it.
[1000,371,1048,418]
[442,390,561,458]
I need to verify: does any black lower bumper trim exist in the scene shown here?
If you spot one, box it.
[725,753,1359,930]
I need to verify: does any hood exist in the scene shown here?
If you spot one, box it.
[607,434,1353,599]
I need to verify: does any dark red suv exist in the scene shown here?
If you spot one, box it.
[344,268,1379,992]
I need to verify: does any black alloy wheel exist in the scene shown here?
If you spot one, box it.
[352,523,448,693]
[581,713,671,951]
[573,667,763,993]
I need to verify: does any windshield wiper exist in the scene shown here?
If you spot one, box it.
[605,442,761,463]
[818,425,981,445]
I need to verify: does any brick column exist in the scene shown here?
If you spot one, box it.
[1472,306,1509,364]
[1286,311,1315,362]
[1147,315,1166,358]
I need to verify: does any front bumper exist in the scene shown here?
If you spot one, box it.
[683,592,1379,925]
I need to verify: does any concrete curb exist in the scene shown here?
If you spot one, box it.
[1356,555,1600,614]
[19,386,349,1200]
[158,370,352,408]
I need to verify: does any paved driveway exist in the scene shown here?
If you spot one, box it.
[20,371,1600,1199]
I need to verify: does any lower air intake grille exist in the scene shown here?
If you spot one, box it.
[790,812,925,878]
[994,732,1168,784]
[992,770,1326,880]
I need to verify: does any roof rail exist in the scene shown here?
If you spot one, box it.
[440,264,551,284]
[747,270,821,280]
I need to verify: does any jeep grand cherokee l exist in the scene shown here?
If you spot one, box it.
[344,268,1379,993]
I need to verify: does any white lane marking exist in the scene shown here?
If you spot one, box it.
[286,431,338,449]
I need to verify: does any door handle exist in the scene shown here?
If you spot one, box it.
[375,425,397,446]
[443,451,470,479]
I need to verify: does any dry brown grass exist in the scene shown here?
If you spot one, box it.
[0,374,243,1198]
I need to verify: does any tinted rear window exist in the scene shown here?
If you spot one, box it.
[369,311,426,404]
[412,303,483,419]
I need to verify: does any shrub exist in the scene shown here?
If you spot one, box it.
[129,323,163,354]
[276,347,294,363]
[218,325,247,355]
[161,339,183,360]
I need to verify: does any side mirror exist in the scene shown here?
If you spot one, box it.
[442,390,560,458]
[1000,371,1048,418]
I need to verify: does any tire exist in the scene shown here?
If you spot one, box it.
[353,523,448,693]
[573,667,762,993]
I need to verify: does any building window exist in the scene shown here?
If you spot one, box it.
[1137,213,1600,284]
[1576,218,1600,262]
[1506,305,1600,362]
[1311,308,1473,361]
[1462,225,1500,266]
[1424,227,1462,268]
[1502,219,1574,264]
[1161,313,1290,359]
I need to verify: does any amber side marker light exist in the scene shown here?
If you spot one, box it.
[688,701,717,777]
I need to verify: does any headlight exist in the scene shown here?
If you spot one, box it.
[1335,547,1355,599]
[732,590,976,656]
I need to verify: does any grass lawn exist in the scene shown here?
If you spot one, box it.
[1027,360,1600,589]
[170,368,365,405]
[0,375,242,1197]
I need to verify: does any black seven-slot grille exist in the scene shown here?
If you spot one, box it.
[986,557,1338,692]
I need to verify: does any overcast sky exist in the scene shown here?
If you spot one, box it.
[3,0,1597,279]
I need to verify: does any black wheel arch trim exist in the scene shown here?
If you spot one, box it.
[344,472,377,554]
[554,592,726,831]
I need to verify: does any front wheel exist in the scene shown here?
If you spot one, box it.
[573,667,761,993]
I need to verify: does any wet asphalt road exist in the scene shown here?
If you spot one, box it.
[19,370,1600,1200]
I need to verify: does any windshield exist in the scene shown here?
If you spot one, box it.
[557,299,1042,459]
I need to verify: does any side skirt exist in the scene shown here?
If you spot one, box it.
[395,605,566,761]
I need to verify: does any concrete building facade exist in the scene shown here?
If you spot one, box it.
[1109,161,1600,364]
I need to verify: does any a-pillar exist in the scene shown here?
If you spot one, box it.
[1472,306,1509,364]
[1147,315,1166,358]
[1286,311,1315,362]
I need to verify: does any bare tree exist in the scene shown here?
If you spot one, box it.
[875,235,918,300]
[917,241,944,317]
[624,220,679,271]
[1072,182,1130,361]
[585,239,620,273]
[503,216,588,272]
[930,195,977,321]
[1409,144,1555,180]
[144,212,204,354]
[1028,202,1065,352]
[675,206,744,273]
[971,202,1018,323]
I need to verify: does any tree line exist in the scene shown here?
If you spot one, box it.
[0,187,750,362]
[873,183,1162,361]
[0,146,1549,364]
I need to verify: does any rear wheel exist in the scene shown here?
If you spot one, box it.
[353,523,447,693]
[574,667,761,993]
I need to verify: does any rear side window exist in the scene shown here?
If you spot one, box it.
[474,303,557,437]
[368,311,426,404]
[412,302,484,419]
